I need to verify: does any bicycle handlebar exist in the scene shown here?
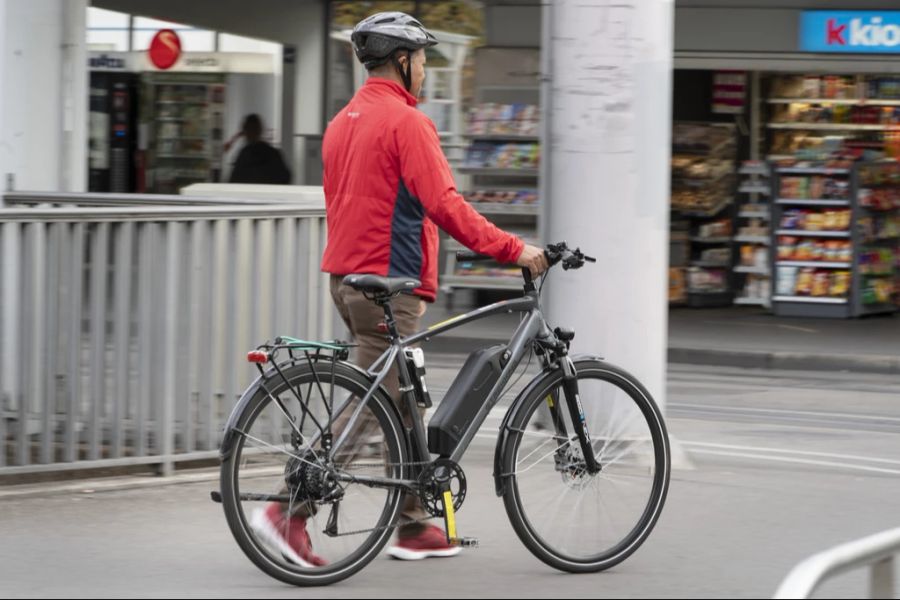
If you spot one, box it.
[455,241,595,277]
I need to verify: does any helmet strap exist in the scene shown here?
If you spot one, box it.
[391,50,413,93]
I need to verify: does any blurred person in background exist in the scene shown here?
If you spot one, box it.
[227,113,291,184]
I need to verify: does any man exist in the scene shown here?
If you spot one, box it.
[257,12,547,566]
[228,114,291,184]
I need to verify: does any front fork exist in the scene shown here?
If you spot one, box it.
[553,355,601,474]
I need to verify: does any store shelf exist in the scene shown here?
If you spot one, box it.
[768,123,900,132]
[442,275,523,290]
[691,261,730,268]
[156,100,208,105]
[739,210,770,219]
[775,198,851,207]
[690,236,732,244]
[775,167,851,175]
[673,198,732,218]
[157,136,208,141]
[739,164,770,176]
[734,265,770,275]
[462,134,540,142]
[734,297,769,306]
[776,261,852,269]
[469,202,540,215]
[773,296,848,304]
[738,184,771,195]
[768,98,900,106]
[672,139,734,156]
[775,230,851,238]
[458,167,539,177]
[156,117,188,122]
[156,154,210,160]
[734,235,770,244]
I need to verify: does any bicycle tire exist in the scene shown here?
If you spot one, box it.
[500,358,670,573]
[220,360,407,586]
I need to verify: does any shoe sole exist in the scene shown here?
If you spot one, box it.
[249,508,316,568]
[386,545,463,560]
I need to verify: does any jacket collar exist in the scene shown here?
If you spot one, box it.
[364,77,418,107]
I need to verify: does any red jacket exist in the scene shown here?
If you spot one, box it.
[320,78,524,302]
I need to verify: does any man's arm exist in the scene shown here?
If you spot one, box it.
[396,114,525,264]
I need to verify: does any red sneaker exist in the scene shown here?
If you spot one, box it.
[387,525,462,560]
[250,503,327,567]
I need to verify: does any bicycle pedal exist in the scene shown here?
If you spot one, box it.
[450,537,479,548]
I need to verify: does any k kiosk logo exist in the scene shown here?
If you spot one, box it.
[801,11,900,53]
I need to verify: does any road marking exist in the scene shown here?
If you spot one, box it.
[670,402,900,424]
[687,449,900,476]
[681,441,900,466]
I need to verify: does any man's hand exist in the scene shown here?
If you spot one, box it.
[516,244,549,277]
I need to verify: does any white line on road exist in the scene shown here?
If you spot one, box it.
[681,441,900,466]
[669,402,900,424]
[687,449,900,476]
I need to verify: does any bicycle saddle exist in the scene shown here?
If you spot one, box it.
[342,274,421,296]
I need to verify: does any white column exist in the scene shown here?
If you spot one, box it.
[543,0,673,409]
[60,0,88,192]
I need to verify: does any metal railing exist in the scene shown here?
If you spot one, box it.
[774,527,900,599]
[1,193,339,477]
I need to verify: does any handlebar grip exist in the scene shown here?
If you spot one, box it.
[455,250,493,262]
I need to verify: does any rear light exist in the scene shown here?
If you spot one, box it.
[376,322,389,334]
[247,350,269,363]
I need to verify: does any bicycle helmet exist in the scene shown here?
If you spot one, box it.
[351,12,438,91]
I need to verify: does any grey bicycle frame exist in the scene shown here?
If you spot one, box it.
[329,289,556,469]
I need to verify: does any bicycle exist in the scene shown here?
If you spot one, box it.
[213,241,671,586]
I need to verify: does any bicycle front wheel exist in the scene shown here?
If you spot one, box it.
[220,360,407,586]
[500,358,670,573]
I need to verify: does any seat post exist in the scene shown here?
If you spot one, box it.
[379,298,401,340]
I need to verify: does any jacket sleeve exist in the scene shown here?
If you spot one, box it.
[396,114,525,264]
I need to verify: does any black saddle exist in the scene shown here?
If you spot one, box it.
[342,274,421,297]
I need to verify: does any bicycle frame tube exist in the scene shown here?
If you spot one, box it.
[447,308,547,463]
[329,294,550,466]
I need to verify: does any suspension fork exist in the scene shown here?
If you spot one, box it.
[559,356,601,474]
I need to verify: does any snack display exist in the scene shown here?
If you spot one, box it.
[466,103,539,137]
[778,176,849,200]
[778,208,851,232]
[776,266,851,299]
[464,142,540,170]
[777,236,852,263]
[463,189,538,205]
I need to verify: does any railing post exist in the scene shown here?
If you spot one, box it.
[159,222,182,477]
[871,556,894,600]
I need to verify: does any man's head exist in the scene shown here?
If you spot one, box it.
[351,12,437,98]
[241,114,263,142]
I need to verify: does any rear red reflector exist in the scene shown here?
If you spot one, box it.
[247,350,269,363]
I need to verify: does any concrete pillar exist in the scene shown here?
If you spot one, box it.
[543,0,673,409]
[0,0,88,193]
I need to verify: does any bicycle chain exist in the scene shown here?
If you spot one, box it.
[322,460,438,538]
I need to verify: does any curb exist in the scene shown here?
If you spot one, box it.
[668,347,900,375]
[0,469,220,501]
[428,336,900,375]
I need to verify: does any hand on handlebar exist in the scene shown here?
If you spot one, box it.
[516,244,550,278]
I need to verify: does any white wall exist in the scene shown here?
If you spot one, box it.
[0,0,88,192]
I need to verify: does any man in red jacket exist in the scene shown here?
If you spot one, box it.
[256,12,547,567]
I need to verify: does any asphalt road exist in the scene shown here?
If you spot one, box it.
[2,364,898,598]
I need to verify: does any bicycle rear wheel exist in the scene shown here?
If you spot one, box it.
[220,361,407,586]
[500,358,670,573]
